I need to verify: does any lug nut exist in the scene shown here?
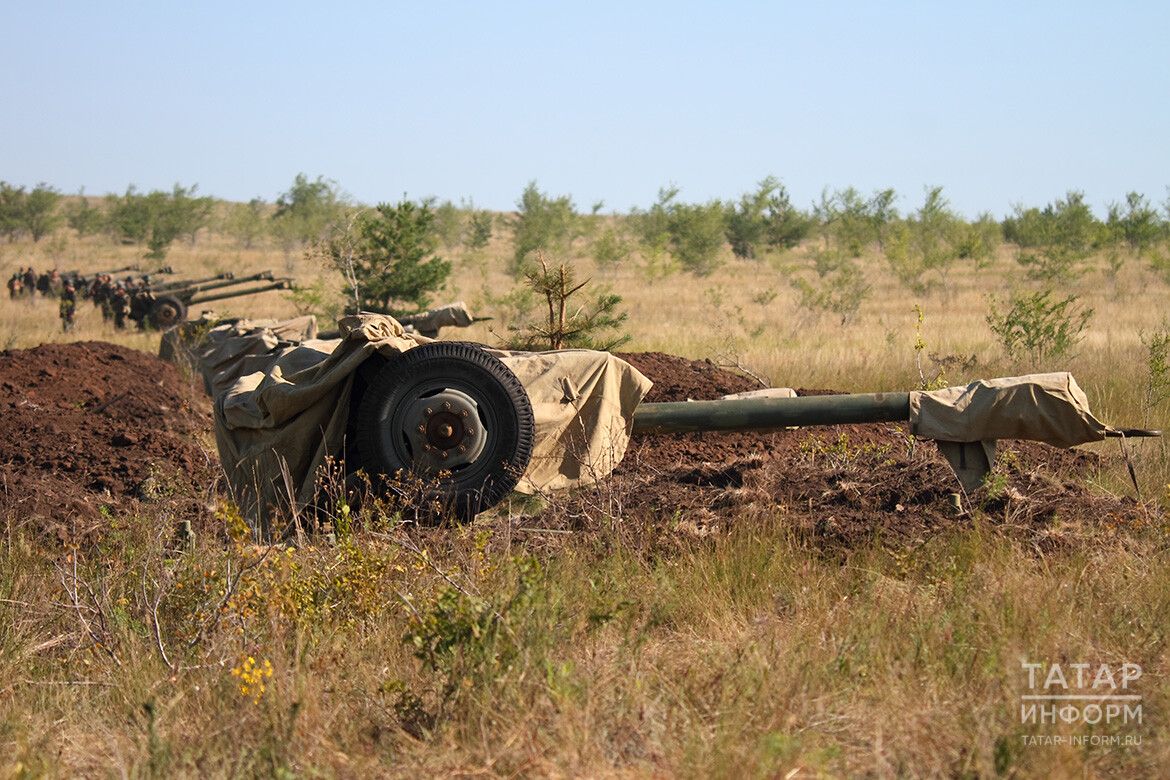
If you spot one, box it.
[443,401,452,411]
[417,424,426,433]
[461,409,469,417]
[424,407,433,416]
[440,450,449,460]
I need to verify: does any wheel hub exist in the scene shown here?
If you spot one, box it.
[404,388,488,472]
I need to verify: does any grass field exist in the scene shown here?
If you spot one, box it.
[2,218,1169,777]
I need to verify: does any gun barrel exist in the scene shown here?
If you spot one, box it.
[189,279,290,305]
[631,392,911,435]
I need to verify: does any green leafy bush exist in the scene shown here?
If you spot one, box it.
[790,262,870,324]
[883,187,964,293]
[510,182,578,275]
[813,186,897,257]
[464,209,493,250]
[631,187,726,275]
[271,173,343,252]
[724,176,812,259]
[105,184,212,259]
[1004,191,1101,281]
[986,289,1094,366]
[65,191,106,237]
[0,182,63,242]
[1106,191,1163,254]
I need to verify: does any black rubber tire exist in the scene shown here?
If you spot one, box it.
[353,342,534,521]
[149,295,188,329]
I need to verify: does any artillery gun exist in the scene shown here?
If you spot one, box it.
[345,343,1161,520]
[132,271,294,329]
[68,265,174,296]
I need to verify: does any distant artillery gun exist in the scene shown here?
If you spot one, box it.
[69,265,175,298]
[131,271,295,329]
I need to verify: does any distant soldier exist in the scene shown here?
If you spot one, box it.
[36,271,52,297]
[111,283,130,330]
[92,274,114,321]
[48,269,62,295]
[7,270,22,299]
[22,267,36,298]
[59,283,77,332]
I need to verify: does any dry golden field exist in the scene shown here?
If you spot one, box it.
[1,216,1169,777]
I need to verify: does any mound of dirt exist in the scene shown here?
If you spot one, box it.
[0,341,216,540]
[538,352,1143,547]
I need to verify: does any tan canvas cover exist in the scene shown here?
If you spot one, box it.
[403,301,474,333]
[909,372,1110,448]
[212,314,650,530]
[160,315,320,398]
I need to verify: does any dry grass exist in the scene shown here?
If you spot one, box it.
[2,220,1169,776]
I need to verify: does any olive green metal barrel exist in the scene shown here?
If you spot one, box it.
[188,279,291,305]
[168,271,275,300]
[151,273,234,292]
[631,392,911,435]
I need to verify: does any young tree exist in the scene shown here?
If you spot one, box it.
[725,176,812,259]
[813,186,898,257]
[224,198,269,249]
[271,173,343,252]
[106,186,153,244]
[1106,191,1162,254]
[1006,191,1101,280]
[105,184,208,259]
[323,200,452,315]
[510,181,578,275]
[22,183,63,241]
[883,186,963,293]
[0,182,27,241]
[631,187,726,275]
[465,209,493,250]
[507,252,629,351]
[65,190,106,236]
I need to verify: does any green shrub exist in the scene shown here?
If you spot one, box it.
[430,199,464,248]
[791,262,870,324]
[631,187,726,275]
[986,289,1094,366]
[883,187,964,293]
[1106,191,1163,254]
[464,209,493,250]
[271,173,344,252]
[813,186,897,257]
[510,181,578,275]
[724,176,812,259]
[591,227,632,267]
[64,191,106,237]
[105,184,212,259]
[1005,191,1101,281]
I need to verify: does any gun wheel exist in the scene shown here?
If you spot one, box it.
[149,295,187,329]
[354,342,534,521]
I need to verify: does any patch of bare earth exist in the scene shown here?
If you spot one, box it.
[0,341,217,543]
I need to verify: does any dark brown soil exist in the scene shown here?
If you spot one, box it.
[534,352,1146,548]
[0,341,216,541]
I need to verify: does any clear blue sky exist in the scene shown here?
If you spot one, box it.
[2,1,1167,217]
